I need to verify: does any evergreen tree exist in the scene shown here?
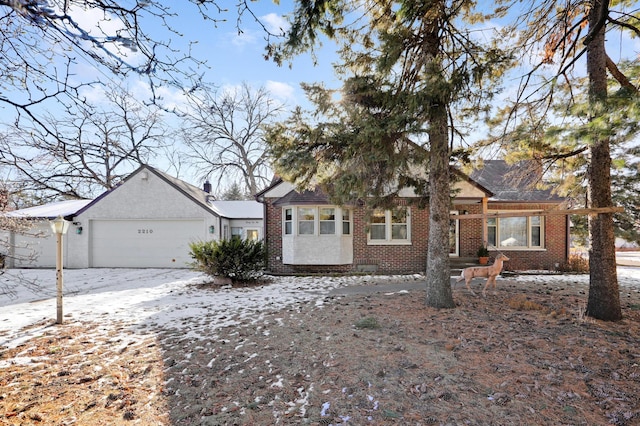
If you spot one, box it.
[487,0,640,320]
[266,0,511,308]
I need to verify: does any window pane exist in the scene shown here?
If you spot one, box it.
[298,207,315,221]
[371,211,386,224]
[531,216,541,226]
[499,217,527,246]
[320,208,335,220]
[487,226,497,247]
[370,224,385,239]
[285,208,292,221]
[531,226,541,246]
[299,222,314,235]
[285,222,292,235]
[231,227,242,236]
[392,224,407,240]
[320,222,336,235]
[392,208,407,223]
[319,208,336,235]
[246,230,258,241]
[342,221,350,235]
[342,210,350,221]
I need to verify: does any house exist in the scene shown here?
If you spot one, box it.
[1,165,263,269]
[256,160,569,274]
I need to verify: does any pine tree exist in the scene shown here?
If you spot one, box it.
[267,0,511,308]
[488,0,640,320]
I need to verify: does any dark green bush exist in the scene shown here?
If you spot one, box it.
[189,238,265,282]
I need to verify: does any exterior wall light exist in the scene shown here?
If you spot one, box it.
[76,226,83,235]
[49,215,70,324]
[209,225,215,234]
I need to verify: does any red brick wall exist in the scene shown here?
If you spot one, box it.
[350,206,430,274]
[263,198,568,274]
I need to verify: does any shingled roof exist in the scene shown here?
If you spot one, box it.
[272,187,331,206]
[469,160,564,202]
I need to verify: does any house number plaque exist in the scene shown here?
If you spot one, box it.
[138,229,154,234]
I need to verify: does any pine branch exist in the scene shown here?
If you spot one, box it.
[606,55,639,93]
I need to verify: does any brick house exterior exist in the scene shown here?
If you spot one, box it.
[256,161,569,274]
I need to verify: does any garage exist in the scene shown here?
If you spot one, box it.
[90,219,205,268]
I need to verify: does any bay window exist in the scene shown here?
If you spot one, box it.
[283,206,352,237]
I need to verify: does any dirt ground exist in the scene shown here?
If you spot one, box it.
[1,276,639,425]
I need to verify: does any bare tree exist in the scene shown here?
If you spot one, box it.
[0,85,168,200]
[179,82,285,196]
[0,1,281,136]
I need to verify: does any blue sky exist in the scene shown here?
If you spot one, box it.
[76,1,341,114]
[2,1,638,195]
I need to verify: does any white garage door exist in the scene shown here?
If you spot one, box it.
[91,219,205,268]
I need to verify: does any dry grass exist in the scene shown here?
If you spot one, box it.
[1,277,639,425]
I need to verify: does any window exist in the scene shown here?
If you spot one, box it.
[369,210,387,240]
[246,229,259,241]
[282,206,352,236]
[284,208,293,235]
[368,208,410,244]
[342,209,351,235]
[391,208,408,239]
[319,207,336,235]
[231,227,243,239]
[487,214,544,249]
[298,207,315,235]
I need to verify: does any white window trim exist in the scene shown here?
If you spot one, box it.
[487,211,545,250]
[282,206,353,237]
[367,208,411,246]
[284,208,293,235]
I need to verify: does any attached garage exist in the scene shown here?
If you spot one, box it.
[2,165,263,269]
[90,219,205,268]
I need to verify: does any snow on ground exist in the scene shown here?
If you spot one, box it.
[1,256,639,351]
[0,269,417,350]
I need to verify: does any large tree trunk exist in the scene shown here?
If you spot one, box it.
[423,0,454,309]
[585,0,622,321]
[425,101,455,309]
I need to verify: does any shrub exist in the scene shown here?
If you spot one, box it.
[354,317,380,329]
[560,254,590,273]
[189,238,265,282]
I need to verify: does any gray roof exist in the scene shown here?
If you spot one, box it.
[469,160,564,202]
[272,188,331,206]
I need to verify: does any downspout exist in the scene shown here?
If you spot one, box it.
[566,214,571,262]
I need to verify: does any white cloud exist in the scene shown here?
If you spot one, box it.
[266,80,296,102]
[261,13,290,36]
[230,29,258,48]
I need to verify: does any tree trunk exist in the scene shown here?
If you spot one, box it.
[585,0,622,321]
[425,101,455,309]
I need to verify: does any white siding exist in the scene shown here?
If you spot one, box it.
[2,222,61,268]
[282,236,353,265]
[71,168,218,268]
